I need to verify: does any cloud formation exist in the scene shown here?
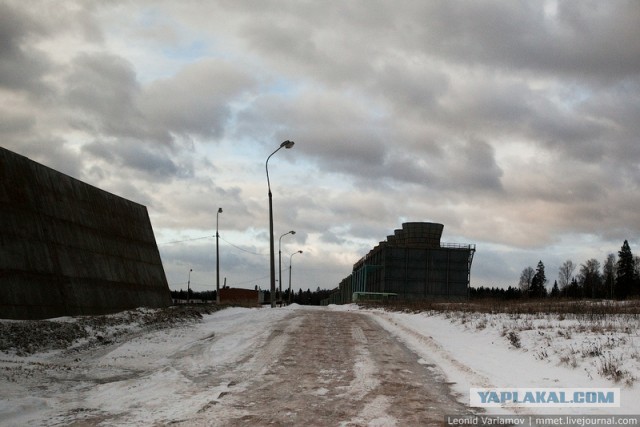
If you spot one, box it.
[2,0,639,291]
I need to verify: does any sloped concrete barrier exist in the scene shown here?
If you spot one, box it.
[0,147,171,319]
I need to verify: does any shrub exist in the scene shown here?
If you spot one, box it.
[598,354,627,383]
[507,331,521,349]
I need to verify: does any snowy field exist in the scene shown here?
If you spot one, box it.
[1,303,639,425]
[343,304,640,416]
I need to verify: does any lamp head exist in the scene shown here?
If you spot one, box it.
[298,250,303,254]
[281,140,295,149]
[218,207,223,213]
[290,230,296,235]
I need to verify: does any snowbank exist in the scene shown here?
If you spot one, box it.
[347,305,640,415]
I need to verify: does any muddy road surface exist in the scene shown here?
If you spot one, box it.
[187,309,471,426]
[1,307,471,426]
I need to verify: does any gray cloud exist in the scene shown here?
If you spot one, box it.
[411,1,640,82]
[82,140,183,179]
[447,138,504,193]
[140,59,257,140]
[2,0,640,291]
[64,53,146,138]
[0,2,51,94]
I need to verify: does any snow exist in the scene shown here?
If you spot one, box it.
[0,306,291,426]
[331,304,640,415]
[1,303,639,425]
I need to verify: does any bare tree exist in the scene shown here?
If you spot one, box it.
[558,259,576,290]
[603,253,616,299]
[519,266,535,293]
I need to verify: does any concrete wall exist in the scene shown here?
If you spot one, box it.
[0,147,171,319]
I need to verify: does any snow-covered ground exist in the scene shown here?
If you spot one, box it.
[0,306,293,425]
[1,303,638,425]
[346,304,640,415]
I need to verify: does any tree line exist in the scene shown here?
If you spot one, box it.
[169,287,333,305]
[472,240,640,300]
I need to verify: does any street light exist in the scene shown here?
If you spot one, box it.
[289,250,303,304]
[279,230,295,305]
[187,268,192,304]
[216,207,222,302]
[266,140,295,308]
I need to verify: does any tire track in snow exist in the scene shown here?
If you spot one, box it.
[367,310,494,389]
[194,309,472,426]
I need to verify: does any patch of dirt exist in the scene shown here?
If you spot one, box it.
[0,305,221,356]
[192,309,473,426]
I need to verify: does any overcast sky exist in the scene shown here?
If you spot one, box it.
[2,0,639,293]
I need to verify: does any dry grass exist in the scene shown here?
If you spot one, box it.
[361,297,640,386]
[362,298,640,318]
[0,305,222,356]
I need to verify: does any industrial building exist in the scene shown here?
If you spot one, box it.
[323,222,475,304]
[0,147,171,319]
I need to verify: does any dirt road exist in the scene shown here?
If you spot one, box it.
[187,308,471,426]
[1,307,472,426]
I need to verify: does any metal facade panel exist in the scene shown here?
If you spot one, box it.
[0,147,172,319]
[337,223,475,303]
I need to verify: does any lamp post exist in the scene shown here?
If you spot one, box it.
[266,140,295,308]
[187,268,192,304]
[278,230,295,305]
[289,250,303,304]
[216,207,222,302]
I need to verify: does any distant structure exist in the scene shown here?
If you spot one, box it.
[218,288,261,306]
[323,222,475,304]
[0,147,172,319]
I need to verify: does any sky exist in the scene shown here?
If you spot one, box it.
[2,0,639,293]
